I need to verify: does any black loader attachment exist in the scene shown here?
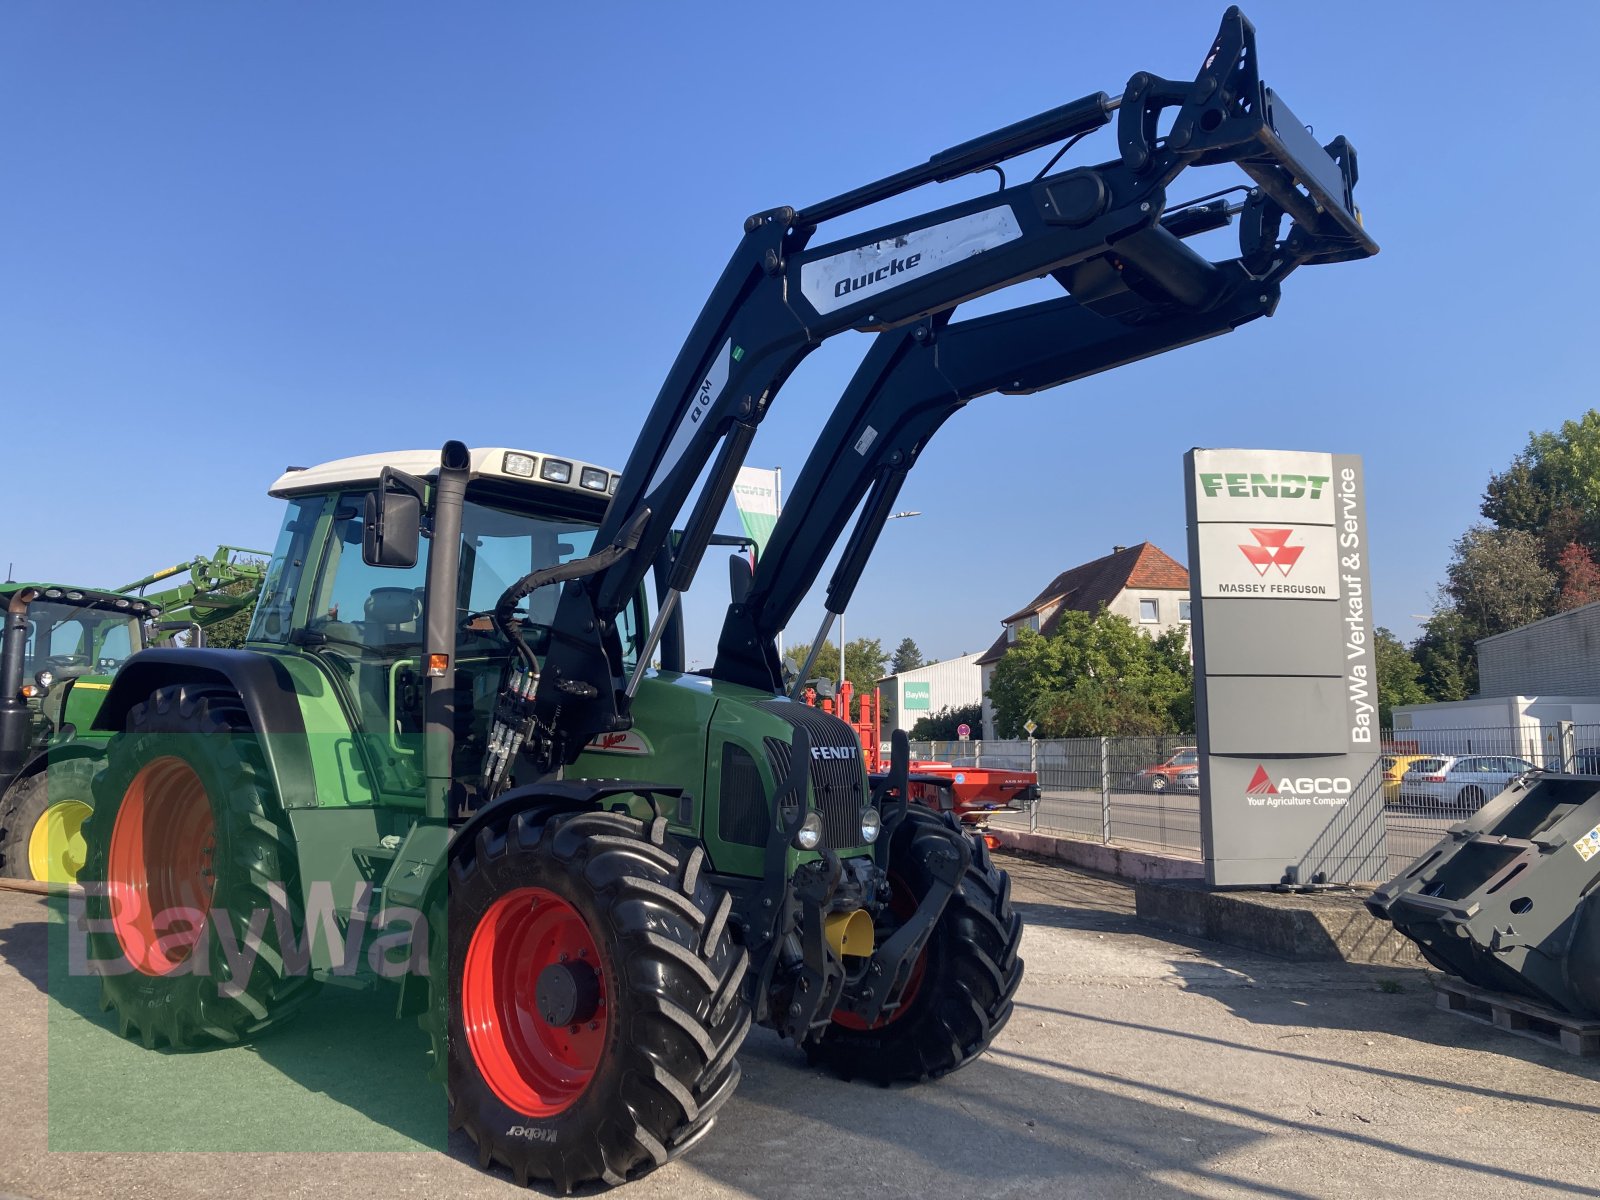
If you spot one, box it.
[522,5,1377,777]
[1370,771,1600,1017]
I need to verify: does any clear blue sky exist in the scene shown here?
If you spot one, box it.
[4,1,1596,668]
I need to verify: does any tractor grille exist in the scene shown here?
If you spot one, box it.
[718,742,770,847]
[759,700,866,850]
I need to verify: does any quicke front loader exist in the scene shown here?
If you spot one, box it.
[75,10,1376,1190]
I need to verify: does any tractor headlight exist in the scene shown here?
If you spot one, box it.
[794,810,823,851]
[502,452,537,478]
[860,807,882,844]
[34,670,54,692]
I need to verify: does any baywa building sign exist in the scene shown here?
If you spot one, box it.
[1184,449,1385,887]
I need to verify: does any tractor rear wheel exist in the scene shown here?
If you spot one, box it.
[808,807,1023,1085]
[80,684,318,1048]
[432,806,750,1192]
[0,757,98,883]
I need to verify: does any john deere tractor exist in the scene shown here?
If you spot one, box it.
[0,547,266,883]
[76,9,1376,1190]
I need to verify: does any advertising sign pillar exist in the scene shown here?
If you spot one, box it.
[1185,449,1384,886]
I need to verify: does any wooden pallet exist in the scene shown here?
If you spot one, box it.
[1433,976,1600,1056]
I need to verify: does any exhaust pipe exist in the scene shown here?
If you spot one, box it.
[0,587,40,793]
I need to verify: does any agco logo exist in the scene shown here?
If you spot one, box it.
[1238,528,1304,577]
[1246,765,1350,807]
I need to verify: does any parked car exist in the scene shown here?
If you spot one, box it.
[1126,747,1198,792]
[1572,747,1600,774]
[1174,766,1200,792]
[1398,754,1539,810]
[1381,753,1429,805]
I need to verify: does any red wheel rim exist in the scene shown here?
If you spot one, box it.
[107,756,218,976]
[834,872,928,1031]
[463,887,607,1117]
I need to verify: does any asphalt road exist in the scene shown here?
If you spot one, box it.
[3,856,1599,1198]
[1012,791,1459,878]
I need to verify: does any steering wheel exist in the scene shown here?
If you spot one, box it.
[43,654,91,670]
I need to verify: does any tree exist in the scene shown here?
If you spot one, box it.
[986,609,1192,739]
[1480,411,1600,564]
[1440,526,1555,639]
[890,637,924,674]
[1556,541,1600,611]
[1411,527,1553,701]
[1374,627,1427,727]
[1413,608,1477,703]
[781,636,888,718]
[909,703,983,741]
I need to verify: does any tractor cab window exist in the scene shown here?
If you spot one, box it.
[309,498,428,647]
[21,602,144,679]
[250,496,327,644]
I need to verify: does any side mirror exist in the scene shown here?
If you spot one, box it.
[363,466,427,569]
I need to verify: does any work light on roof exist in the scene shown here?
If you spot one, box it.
[541,458,573,484]
[502,452,536,478]
[579,467,609,492]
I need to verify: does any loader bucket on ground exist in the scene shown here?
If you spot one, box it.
[1368,772,1600,1016]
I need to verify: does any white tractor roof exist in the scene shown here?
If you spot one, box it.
[269,447,620,501]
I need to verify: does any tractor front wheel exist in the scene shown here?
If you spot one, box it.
[0,757,98,883]
[808,807,1023,1085]
[433,807,750,1192]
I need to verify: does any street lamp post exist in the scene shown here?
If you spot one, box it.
[841,510,923,692]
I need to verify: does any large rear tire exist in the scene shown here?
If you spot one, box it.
[430,806,751,1192]
[0,757,98,883]
[81,683,319,1048]
[807,808,1023,1085]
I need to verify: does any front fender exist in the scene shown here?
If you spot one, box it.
[92,648,320,808]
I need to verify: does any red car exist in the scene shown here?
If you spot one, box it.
[1127,747,1198,792]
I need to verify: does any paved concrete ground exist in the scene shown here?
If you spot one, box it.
[3,854,1599,1198]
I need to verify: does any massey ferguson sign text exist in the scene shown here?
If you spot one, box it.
[1195,522,1340,599]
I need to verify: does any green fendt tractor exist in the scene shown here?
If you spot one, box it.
[0,547,267,882]
[76,10,1376,1190]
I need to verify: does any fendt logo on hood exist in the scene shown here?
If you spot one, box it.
[1246,764,1351,807]
[811,744,857,761]
[1238,528,1304,577]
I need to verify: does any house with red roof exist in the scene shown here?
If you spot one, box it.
[976,543,1191,738]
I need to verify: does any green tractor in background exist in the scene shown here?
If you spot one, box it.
[74,11,1376,1189]
[0,547,266,883]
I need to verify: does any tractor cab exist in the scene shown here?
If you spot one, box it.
[0,584,158,783]
[251,448,639,804]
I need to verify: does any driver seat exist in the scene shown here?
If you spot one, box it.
[363,587,422,647]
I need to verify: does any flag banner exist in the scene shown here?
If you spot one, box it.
[732,467,780,560]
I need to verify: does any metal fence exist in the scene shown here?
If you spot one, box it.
[912,723,1600,878]
[910,735,1202,860]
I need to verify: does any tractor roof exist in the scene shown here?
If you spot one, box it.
[0,583,161,616]
[269,447,621,501]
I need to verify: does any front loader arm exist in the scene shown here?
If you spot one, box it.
[529,5,1377,771]
[713,203,1309,691]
